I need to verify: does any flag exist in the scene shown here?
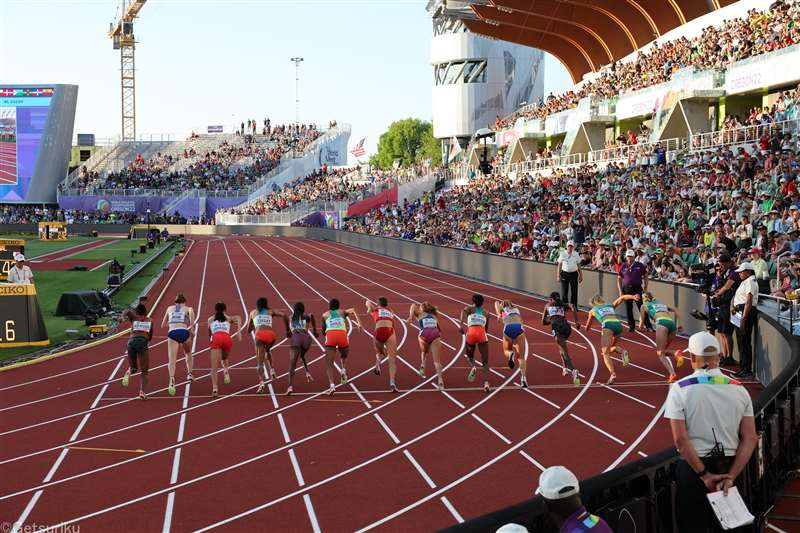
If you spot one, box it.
[350,138,366,158]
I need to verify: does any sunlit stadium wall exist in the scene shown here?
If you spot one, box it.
[0,84,77,204]
[428,5,544,145]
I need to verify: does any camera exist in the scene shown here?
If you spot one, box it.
[689,262,719,332]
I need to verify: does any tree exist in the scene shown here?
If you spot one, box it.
[370,118,442,169]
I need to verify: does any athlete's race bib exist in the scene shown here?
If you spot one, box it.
[132,321,151,333]
[376,308,393,320]
[595,306,614,318]
[169,311,187,324]
[467,313,487,327]
[253,314,273,327]
[650,303,669,314]
[547,306,563,317]
[421,317,438,329]
[211,321,231,334]
[327,317,346,330]
[291,319,307,331]
[503,307,521,318]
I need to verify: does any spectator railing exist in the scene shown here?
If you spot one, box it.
[587,137,686,165]
[689,117,800,152]
[505,152,586,175]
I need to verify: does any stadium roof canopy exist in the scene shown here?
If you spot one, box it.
[427,0,736,83]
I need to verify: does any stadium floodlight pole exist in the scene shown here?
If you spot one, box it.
[290,57,304,125]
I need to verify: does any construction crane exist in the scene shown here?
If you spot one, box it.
[109,0,147,142]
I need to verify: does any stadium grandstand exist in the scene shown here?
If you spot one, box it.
[1,0,799,531]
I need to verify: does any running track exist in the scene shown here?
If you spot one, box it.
[0,142,17,185]
[0,236,760,532]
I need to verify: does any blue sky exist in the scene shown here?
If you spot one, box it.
[0,0,572,155]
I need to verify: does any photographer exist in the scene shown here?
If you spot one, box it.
[710,253,740,366]
[665,331,757,533]
[732,262,759,378]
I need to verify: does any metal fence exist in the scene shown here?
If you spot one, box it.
[689,117,800,152]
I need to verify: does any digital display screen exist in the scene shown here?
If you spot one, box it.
[0,87,54,202]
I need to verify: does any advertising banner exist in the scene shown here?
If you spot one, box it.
[58,195,174,215]
[207,125,224,134]
[345,186,398,217]
[725,45,800,95]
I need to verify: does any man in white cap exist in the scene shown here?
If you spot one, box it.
[731,261,759,378]
[557,241,582,311]
[536,465,612,532]
[8,253,33,285]
[665,331,756,533]
[618,248,650,331]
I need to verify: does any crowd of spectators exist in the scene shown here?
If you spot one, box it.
[344,125,800,298]
[496,0,800,128]
[221,167,365,215]
[0,204,204,225]
[65,120,323,195]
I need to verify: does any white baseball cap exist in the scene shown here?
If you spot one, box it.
[496,524,529,533]
[536,466,580,500]
[688,331,720,357]
[566,241,575,247]
[14,253,25,261]
[625,250,635,257]
[735,262,755,272]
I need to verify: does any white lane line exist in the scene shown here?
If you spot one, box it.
[304,495,322,533]
[373,414,400,444]
[637,451,648,458]
[288,449,306,486]
[471,414,511,445]
[440,496,464,523]
[12,355,124,528]
[518,450,546,471]
[90,260,112,272]
[10,490,43,533]
[350,383,373,409]
[766,523,790,533]
[440,391,466,409]
[0,240,198,394]
[602,384,656,409]
[27,239,107,261]
[604,403,667,472]
[162,243,210,533]
[404,450,436,489]
[570,414,625,446]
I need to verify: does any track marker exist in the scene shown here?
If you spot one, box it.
[311,398,383,404]
[69,446,147,454]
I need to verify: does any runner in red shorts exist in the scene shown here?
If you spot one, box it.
[248,297,290,393]
[322,298,362,396]
[460,294,492,392]
[367,297,399,392]
[207,302,242,397]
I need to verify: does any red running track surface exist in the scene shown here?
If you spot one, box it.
[0,141,16,185]
[0,236,762,532]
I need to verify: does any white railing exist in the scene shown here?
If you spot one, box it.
[587,137,686,165]
[689,117,800,152]
[215,212,293,226]
[505,151,586,175]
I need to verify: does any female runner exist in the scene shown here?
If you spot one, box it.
[408,301,444,389]
[121,303,153,400]
[322,298,362,396]
[640,292,683,383]
[287,302,317,395]
[160,293,195,396]
[460,294,491,392]
[584,294,639,384]
[247,297,290,393]
[208,302,241,397]
[366,297,399,392]
[541,292,580,386]
[494,299,528,387]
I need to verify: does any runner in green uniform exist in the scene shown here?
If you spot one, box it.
[640,292,683,383]
[584,294,640,385]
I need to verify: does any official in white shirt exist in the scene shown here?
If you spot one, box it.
[7,254,34,285]
[556,241,582,309]
[732,262,759,378]
[665,331,756,533]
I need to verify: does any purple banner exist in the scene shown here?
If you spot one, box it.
[58,195,174,214]
[295,210,340,229]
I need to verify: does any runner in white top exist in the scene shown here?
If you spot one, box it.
[160,293,196,395]
[494,299,528,387]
